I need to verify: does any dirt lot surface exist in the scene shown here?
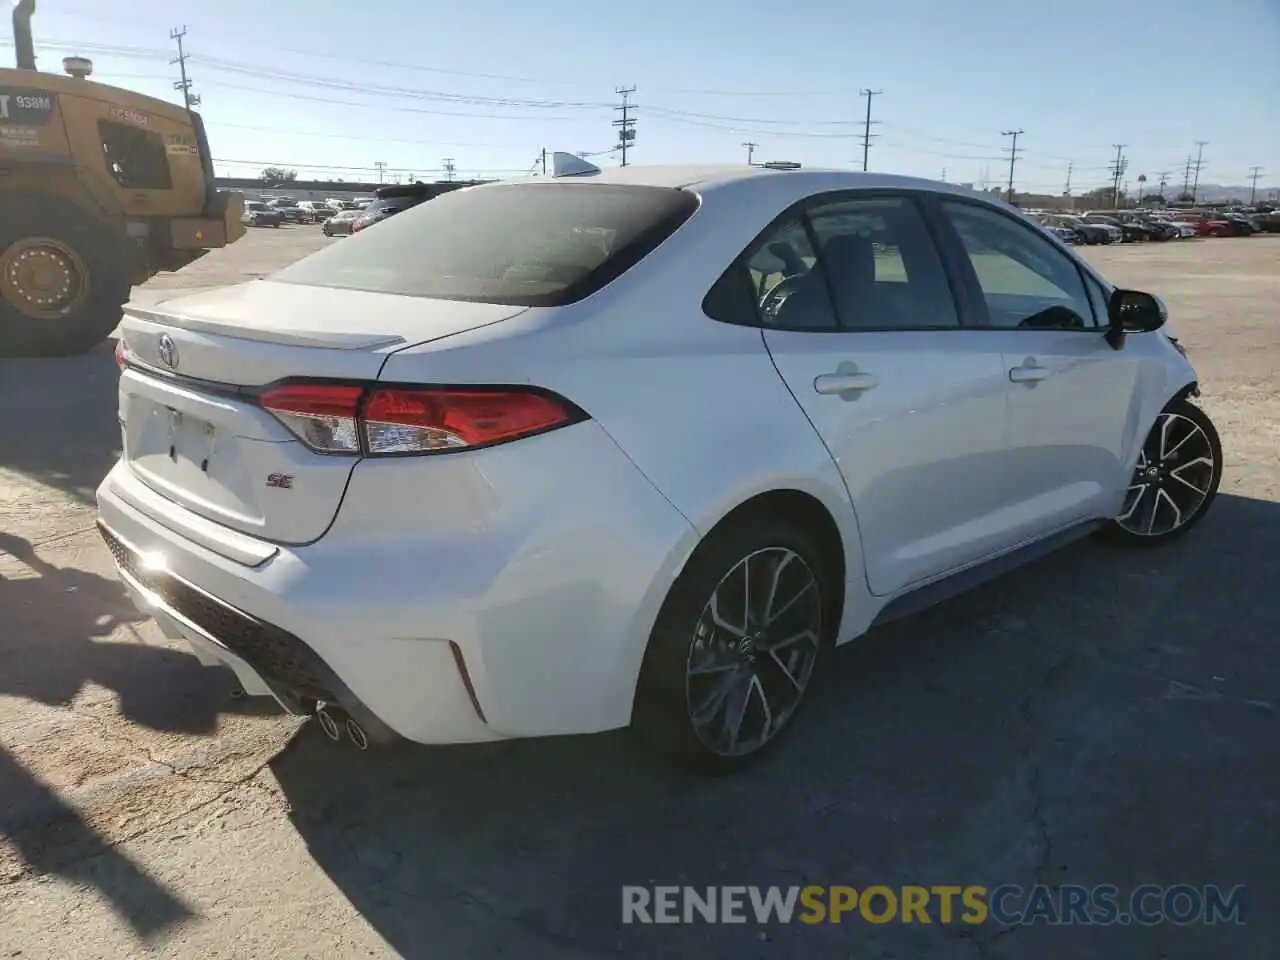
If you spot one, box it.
[1,229,1277,959]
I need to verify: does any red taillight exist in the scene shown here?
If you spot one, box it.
[259,383,364,454]
[257,382,582,456]
[362,388,577,454]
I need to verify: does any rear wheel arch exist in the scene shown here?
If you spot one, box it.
[705,490,847,614]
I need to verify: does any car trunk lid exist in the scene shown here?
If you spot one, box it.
[116,281,525,544]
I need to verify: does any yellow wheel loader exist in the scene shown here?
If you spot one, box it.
[1,0,244,355]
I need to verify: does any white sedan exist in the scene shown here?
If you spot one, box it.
[99,161,1222,771]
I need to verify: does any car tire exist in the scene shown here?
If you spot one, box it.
[0,196,131,357]
[1101,398,1222,547]
[632,514,834,773]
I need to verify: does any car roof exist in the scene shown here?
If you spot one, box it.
[482,164,1007,207]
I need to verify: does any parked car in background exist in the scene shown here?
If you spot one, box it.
[1044,214,1113,244]
[1256,210,1280,233]
[1149,216,1197,239]
[267,198,306,224]
[352,196,419,233]
[241,200,283,228]
[1083,214,1144,242]
[100,164,1221,770]
[1221,213,1260,235]
[1119,215,1173,241]
[1191,216,1243,238]
[322,209,359,237]
[298,201,334,223]
[1045,225,1078,244]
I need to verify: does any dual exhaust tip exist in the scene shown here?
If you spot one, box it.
[315,703,370,751]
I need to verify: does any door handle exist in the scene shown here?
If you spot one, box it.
[1008,360,1051,384]
[814,372,879,395]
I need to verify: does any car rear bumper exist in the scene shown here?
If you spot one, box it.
[96,421,698,744]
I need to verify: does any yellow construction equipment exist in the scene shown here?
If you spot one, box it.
[1,0,244,355]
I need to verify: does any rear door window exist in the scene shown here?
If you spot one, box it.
[273,182,699,306]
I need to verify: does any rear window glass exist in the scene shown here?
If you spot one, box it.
[272,182,699,306]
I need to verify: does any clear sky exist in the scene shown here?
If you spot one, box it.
[11,0,1279,194]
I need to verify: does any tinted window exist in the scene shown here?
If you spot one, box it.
[941,200,1096,329]
[99,121,171,190]
[746,218,837,330]
[807,196,959,329]
[275,183,698,306]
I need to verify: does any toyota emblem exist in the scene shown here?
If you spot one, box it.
[158,334,179,370]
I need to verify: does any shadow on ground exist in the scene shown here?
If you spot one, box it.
[0,529,274,937]
[272,493,1280,960]
[0,341,122,506]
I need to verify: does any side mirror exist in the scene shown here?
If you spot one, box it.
[1105,289,1166,349]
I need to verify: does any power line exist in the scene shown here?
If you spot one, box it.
[614,85,637,167]
[198,79,582,122]
[168,26,200,110]
[1001,129,1023,203]
[859,89,882,172]
[32,6,858,96]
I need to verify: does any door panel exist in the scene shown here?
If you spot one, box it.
[764,329,1013,596]
[935,198,1140,538]
[979,330,1139,537]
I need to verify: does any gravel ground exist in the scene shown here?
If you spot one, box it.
[1,230,1277,960]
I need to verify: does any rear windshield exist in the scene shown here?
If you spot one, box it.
[272,182,699,306]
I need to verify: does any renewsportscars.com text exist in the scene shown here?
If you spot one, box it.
[621,884,1248,926]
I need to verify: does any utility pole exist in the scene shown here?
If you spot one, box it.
[374,161,387,184]
[538,148,548,176]
[742,142,758,166]
[1064,161,1073,196]
[1248,166,1264,204]
[1001,129,1023,204]
[614,86,637,167]
[1156,171,1170,199]
[940,167,947,182]
[442,158,456,182]
[1109,144,1128,208]
[169,26,200,110]
[859,89,882,172]
[1191,141,1207,202]
[1181,157,1193,198]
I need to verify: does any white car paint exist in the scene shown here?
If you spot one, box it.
[98,165,1200,747]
